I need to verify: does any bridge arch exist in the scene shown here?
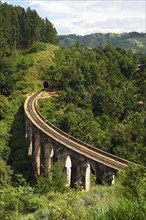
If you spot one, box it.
[70,159,91,190]
[54,147,72,186]
[24,91,129,190]
[65,155,72,186]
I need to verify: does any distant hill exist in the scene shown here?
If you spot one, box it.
[59,32,146,54]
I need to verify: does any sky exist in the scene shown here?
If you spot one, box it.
[1,0,146,35]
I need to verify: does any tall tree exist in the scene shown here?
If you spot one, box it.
[44,18,58,45]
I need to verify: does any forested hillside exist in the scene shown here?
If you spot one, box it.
[0,2,58,58]
[59,32,146,54]
[0,2,146,220]
[40,45,146,166]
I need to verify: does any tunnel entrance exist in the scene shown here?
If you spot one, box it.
[43,81,49,89]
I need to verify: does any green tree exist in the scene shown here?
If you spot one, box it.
[42,18,58,45]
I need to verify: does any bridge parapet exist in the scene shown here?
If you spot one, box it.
[24,91,130,190]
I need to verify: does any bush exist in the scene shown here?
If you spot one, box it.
[35,163,68,194]
[0,190,18,220]
[0,157,13,186]
[21,194,45,213]
[106,165,146,220]
[26,43,47,54]
[117,164,146,199]
[0,185,46,218]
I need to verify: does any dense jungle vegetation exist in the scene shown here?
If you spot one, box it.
[0,2,146,220]
[39,44,146,166]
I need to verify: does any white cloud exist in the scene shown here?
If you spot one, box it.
[2,0,146,35]
[78,17,145,35]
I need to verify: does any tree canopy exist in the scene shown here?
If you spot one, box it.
[0,2,146,219]
[40,45,146,166]
[0,2,58,58]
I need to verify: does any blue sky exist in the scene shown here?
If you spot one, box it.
[1,0,146,35]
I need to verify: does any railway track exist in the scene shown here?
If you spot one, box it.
[25,90,130,171]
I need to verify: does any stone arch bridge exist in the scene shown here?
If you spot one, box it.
[24,90,130,190]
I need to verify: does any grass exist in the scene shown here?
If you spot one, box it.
[10,43,58,94]
[18,185,121,220]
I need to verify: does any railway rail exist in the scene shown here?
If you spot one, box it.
[25,90,130,171]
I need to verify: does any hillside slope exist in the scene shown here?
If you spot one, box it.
[59,32,146,54]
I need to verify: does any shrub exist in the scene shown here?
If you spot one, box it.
[35,163,68,194]
[117,164,146,199]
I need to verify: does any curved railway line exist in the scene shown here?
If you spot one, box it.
[25,90,130,171]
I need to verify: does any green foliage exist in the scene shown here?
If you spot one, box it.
[107,198,146,220]
[59,32,146,54]
[0,95,9,119]
[0,5,146,218]
[0,40,57,187]
[25,42,47,54]
[0,120,10,157]
[35,163,67,194]
[0,185,46,219]
[38,97,60,126]
[106,165,146,220]
[34,176,51,195]
[19,186,117,220]
[0,157,13,186]
[0,2,58,58]
[0,59,15,96]
[117,164,146,199]
[12,174,28,187]
[1,165,146,219]
[40,45,146,165]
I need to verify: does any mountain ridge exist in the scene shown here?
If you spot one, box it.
[59,32,146,54]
